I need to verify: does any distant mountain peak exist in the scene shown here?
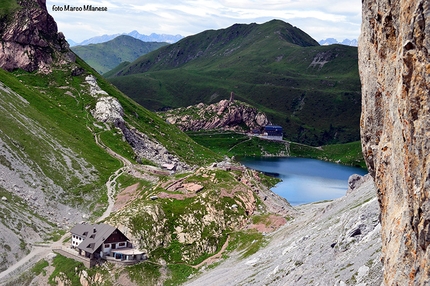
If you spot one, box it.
[69,32,183,47]
[71,35,168,74]
[319,38,358,47]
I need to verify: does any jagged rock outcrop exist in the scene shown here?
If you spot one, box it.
[160,99,270,132]
[0,0,75,72]
[359,1,430,284]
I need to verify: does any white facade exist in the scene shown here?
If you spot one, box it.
[71,234,84,248]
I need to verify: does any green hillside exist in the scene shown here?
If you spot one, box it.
[0,58,219,208]
[0,60,284,284]
[0,0,20,16]
[71,35,168,74]
[103,60,130,78]
[107,19,361,146]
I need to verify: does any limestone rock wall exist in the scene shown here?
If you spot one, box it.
[0,0,75,72]
[359,1,430,284]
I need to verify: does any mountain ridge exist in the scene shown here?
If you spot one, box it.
[319,38,358,46]
[0,1,295,284]
[113,20,319,76]
[107,19,361,146]
[71,35,168,74]
[69,31,183,46]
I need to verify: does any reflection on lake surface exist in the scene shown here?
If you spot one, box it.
[239,157,368,206]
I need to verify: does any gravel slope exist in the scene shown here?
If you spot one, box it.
[186,174,382,285]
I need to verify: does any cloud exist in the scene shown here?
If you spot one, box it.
[46,0,361,43]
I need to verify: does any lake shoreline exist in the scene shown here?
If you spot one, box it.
[239,157,367,206]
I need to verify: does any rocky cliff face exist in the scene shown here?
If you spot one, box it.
[160,98,270,132]
[0,0,75,72]
[359,1,430,284]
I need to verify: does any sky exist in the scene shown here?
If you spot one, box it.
[46,0,362,43]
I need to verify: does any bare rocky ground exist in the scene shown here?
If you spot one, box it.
[185,174,382,286]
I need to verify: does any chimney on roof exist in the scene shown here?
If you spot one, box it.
[93,227,96,233]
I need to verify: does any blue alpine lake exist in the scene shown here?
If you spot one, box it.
[239,157,368,206]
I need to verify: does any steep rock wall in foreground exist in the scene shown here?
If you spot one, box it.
[359,1,430,284]
[0,0,75,72]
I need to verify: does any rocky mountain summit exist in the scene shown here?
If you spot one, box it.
[359,0,430,284]
[160,95,270,132]
[0,0,75,73]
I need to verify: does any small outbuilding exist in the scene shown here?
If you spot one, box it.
[264,125,283,136]
[263,125,283,140]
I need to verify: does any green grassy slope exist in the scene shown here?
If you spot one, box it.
[187,131,366,168]
[0,57,220,208]
[107,19,361,146]
[71,35,168,74]
[103,61,130,78]
[0,0,20,16]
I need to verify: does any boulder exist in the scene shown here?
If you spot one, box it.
[183,183,204,193]
[91,96,124,126]
[346,174,364,194]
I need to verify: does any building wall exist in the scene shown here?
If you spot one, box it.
[264,126,283,137]
[71,234,84,247]
[102,240,130,256]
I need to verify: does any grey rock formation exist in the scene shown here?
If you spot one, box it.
[346,174,364,195]
[91,96,124,126]
[161,99,270,132]
[89,77,189,171]
[0,0,75,72]
[359,0,430,284]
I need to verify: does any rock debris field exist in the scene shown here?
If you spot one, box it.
[186,174,382,286]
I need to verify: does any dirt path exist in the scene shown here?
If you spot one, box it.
[96,166,127,222]
[0,232,71,285]
[0,246,48,283]
[93,133,132,222]
[228,137,251,152]
[0,132,137,284]
[191,235,230,269]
